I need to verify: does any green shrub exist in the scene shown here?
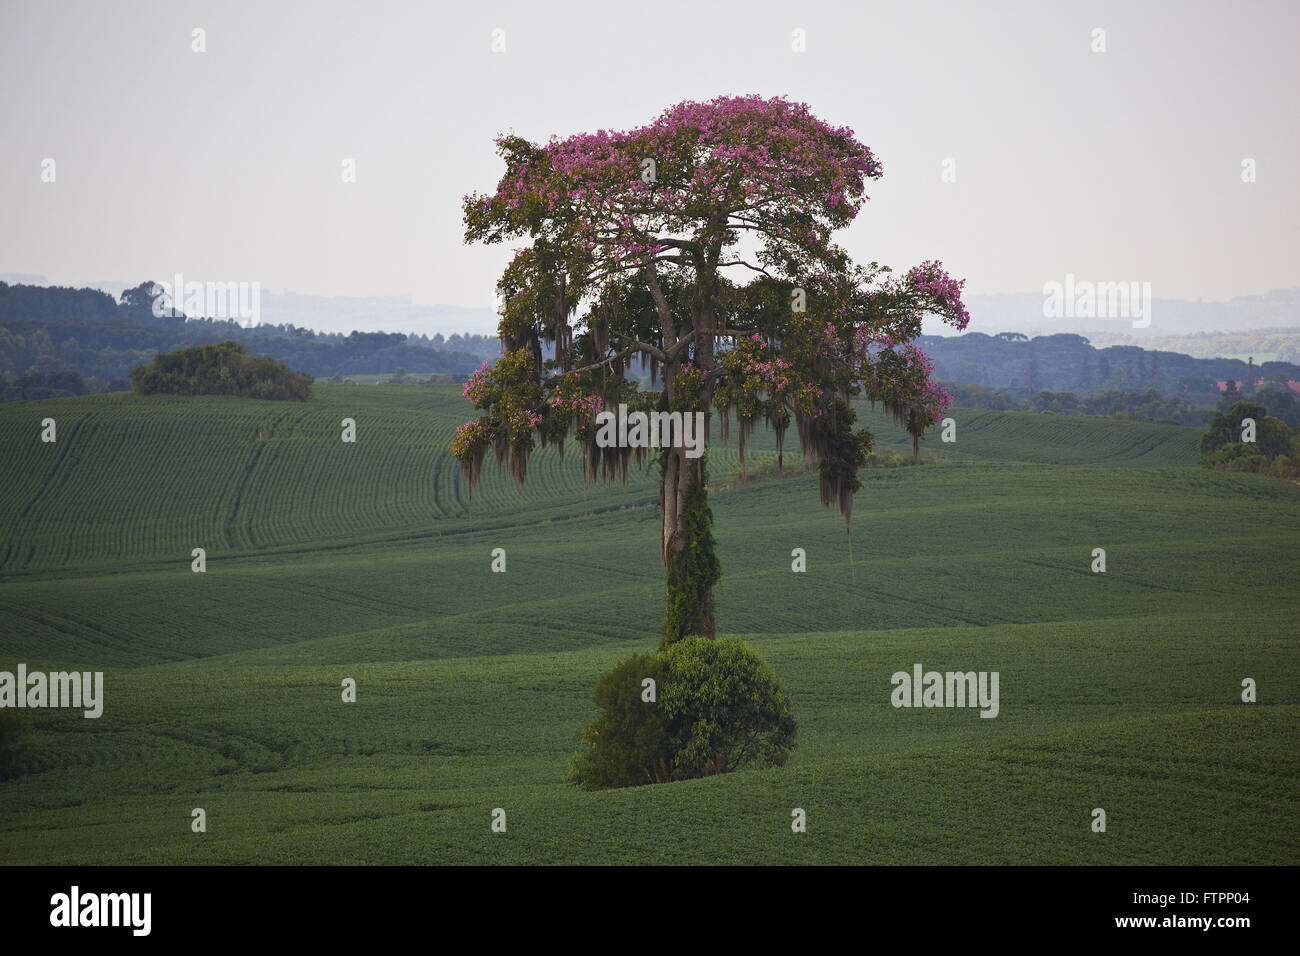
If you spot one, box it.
[865,450,906,468]
[1224,451,1266,473]
[1267,455,1300,479]
[569,637,796,790]
[567,652,671,790]
[660,637,797,778]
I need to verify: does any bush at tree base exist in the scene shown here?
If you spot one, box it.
[569,637,796,790]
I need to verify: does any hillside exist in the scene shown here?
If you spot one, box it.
[0,387,1295,864]
[0,388,1203,578]
[916,331,1300,396]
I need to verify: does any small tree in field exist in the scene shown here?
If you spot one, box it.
[887,371,951,465]
[456,95,969,645]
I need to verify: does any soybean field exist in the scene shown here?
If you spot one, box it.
[0,386,1295,864]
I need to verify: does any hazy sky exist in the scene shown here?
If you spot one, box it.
[3,0,1297,315]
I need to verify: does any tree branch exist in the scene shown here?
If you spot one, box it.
[666,329,698,359]
[611,331,667,362]
[561,343,639,377]
[643,267,678,351]
[716,259,774,278]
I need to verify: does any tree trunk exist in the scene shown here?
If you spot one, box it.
[661,446,680,565]
[660,446,719,647]
[913,433,920,465]
[655,263,722,647]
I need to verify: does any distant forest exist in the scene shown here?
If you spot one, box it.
[0,280,498,400]
[916,331,1298,399]
[2,281,1298,418]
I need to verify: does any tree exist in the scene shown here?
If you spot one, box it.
[456,95,969,644]
[119,280,159,312]
[1256,383,1300,428]
[887,374,951,465]
[1200,400,1292,463]
[119,279,178,323]
[130,341,312,401]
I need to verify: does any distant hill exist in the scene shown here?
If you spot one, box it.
[5,279,1299,406]
[1079,327,1300,362]
[917,331,1300,399]
[0,280,494,400]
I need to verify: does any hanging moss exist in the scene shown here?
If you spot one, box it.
[802,399,870,529]
[661,454,721,649]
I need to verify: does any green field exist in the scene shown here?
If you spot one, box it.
[0,385,1296,864]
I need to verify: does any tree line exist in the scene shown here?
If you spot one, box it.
[920,331,1299,399]
[0,281,493,395]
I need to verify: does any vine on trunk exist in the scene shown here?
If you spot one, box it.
[661,454,720,647]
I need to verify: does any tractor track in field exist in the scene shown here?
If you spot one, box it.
[4,412,95,571]
[223,442,266,550]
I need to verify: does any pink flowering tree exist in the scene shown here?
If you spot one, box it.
[457,95,969,644]
[870,338,954,464]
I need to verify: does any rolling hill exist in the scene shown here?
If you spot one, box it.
[0,386,1295,864]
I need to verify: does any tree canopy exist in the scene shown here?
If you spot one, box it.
[1200,400,1296,472]
[130,341,313,401]
[457,94,968,510]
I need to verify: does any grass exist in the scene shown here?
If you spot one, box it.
[0,386,1296,864]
